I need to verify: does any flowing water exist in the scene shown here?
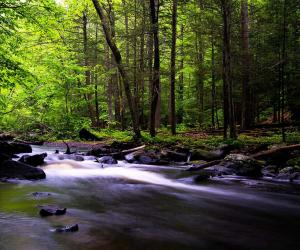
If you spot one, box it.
[1,146,300,250]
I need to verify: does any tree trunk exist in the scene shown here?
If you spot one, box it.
[178,24,184,124]
[149,0,160,137]
[92,0,141,138]
[83,11,96,127]
[169,0,178,135]
[241,0,251,130]
[211,28,216,130]
[221,0,236,139]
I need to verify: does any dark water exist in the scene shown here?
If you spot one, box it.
[1,146,300,250]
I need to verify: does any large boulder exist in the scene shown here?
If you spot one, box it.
[161,150,188,162]
[87,145,115,157]
[97,156,117,165]
[0,160,46,180]
[79,128,100,141]
[0,153,11,163]
[223,154,262,177]
[190,148,224,161]
[19,153,47,167]
[0,142,32,155]
[125,150,168,165]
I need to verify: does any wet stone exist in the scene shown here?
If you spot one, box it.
[54,224,79,233]
[39,205,67,217]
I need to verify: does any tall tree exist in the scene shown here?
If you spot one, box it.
[149,0,160,137]
[92,0,141,138]
[241,0,251,130]
[169,0,178,135]
[221,0,236,139]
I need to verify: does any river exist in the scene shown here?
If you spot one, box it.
[0,146,300,250]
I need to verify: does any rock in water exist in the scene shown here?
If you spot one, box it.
[0,142,32,154]
[0,153,11,163]
[54,224,79,233]
[0,160,46,180]
[19,153,47,167]
[224,154,262,177]
[39,205,67,217]
[79,128,100,141]
[97,156,117,164]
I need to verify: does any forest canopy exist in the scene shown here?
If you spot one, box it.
[0,0,299,140]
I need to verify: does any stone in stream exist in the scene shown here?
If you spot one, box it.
[39,205,67,217]
[57,154,84,161]
[0,153,11,163]
[0,160,46,180]
[125,150,169,165]
[0,141,32,155]
[194,171,211,182]
[19,153,47,167]
[31,192,51,198]
[276,166,300,182]
[190,148,225,161]
[54,224,79,233]
[223,154,262,177]
[161,150,188,162]
[97,156,117,164]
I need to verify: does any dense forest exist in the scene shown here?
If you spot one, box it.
[2,1,300,249]
[0,0,299,140]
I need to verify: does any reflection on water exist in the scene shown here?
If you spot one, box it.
[1,147,300,250]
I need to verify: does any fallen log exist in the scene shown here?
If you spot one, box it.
[94,145,146,159]
[251,144,300,159]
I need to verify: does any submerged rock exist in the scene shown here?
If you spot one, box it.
[39,205,67,217]
[57,154,84,161]
[223,154,262,177]
[54,224,79,233]
[31,192,51,198]
[97,156,117,164]
[19,153,47,167]
[0,160,46,180]
[194,171,211,182]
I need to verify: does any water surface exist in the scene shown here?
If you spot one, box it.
[1,146,300,250]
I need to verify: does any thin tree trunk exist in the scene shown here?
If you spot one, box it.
[169,0,178,135]
[83,11,96,126]
[94,23,100,127]
[211,28,216,130]
[149,0,160,137]
[139,0,146,127]
[241,0,251,129]
[281,0,287,142]
[221,0,236,139]
[178,24,184,124]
